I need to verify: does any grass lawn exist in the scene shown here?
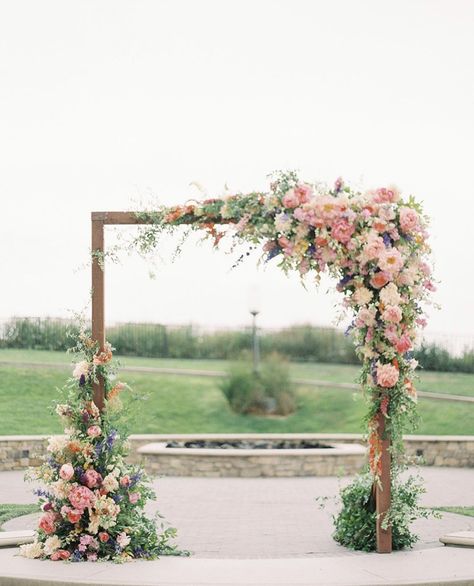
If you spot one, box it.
[2,348,474,397]
[435,507,474,517]
[0,504,39,529]
[0,359,473,435]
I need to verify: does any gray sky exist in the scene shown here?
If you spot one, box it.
[1,0,473,339]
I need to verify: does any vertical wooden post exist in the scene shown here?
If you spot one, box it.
[91,216,105,412]
[376,411,392,553]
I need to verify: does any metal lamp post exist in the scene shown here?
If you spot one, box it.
[248,286,261,374]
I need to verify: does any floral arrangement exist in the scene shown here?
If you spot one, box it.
[20,333,180,562]
[132,170,434,479]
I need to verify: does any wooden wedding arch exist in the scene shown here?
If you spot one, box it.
[90,211,393,554]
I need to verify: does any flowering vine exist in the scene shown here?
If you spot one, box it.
[131,170,434,478]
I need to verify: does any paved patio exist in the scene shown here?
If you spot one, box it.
[1,468,474,585]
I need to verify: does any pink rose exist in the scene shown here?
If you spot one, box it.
[83,469,102,489]
[39,512,57,534]
[87,425,102,438]
[69,485,95,512]
[381,305,402,324]
[99,532,110,543]
[120,475,131,488]
[399,207,420,233]
[59,463,74,481]
[331,219,355,244]
[355,307,377,327]
[128,492,140,504]
[376,363,399,388]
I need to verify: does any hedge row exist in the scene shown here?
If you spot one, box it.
[1,317,473,373]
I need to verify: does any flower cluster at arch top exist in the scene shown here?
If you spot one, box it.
[135,171,435,474]
[20,334,179,562]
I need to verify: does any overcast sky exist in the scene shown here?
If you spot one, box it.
[1,0,473,341]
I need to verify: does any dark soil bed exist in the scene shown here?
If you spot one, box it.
[165,440,332,450]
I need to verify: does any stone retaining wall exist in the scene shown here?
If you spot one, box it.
[1,433,473,473]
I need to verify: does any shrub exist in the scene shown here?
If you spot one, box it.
[333,471,437,551]
[219,353,296,416]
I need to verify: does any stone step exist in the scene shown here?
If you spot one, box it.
[0,530,35,548]
[440,531,474,547]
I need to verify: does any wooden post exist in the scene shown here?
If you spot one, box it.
[376,411,392,553]
[91,216,105,412]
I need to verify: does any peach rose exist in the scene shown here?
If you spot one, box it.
[370,271,391,289]
[87,425,102,438]
[376,363,399,388]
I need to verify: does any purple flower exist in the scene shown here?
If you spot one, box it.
[382,233,392,247]
[79,374,86,386]
[265,246,282,262]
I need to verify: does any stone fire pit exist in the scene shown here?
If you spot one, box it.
[137,434,366,477]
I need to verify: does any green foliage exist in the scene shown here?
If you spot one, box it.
[333,471,437,551]
[220,353,296,415]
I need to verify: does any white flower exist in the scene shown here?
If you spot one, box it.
[274,213,293,234]
[50,479,72,499]
[47,435,68,453]
[117,532,131,549]
[72,360,89,380]
[409,358,419,370]
[379,282,402,306]
[102,473,119,493]
[352,287,373,306]
[43,535,62,555]
[55,404,71,417]
[20,541,44,559]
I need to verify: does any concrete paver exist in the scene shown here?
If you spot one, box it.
[2,469,474,559]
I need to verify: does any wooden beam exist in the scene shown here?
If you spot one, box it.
[91,216,105,411]
[91,212,152,225]
[376,411,392,553]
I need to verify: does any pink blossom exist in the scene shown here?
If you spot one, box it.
[83,469,102,489]
[395,333,412,354]
[381,305,403,324]
[128,492,140,504]
[360,235,385,262]
[277,236,294,256]
[282,189,300,208]
[331,219,355,244]
[384,324,399,345]
[371,186,400,204]
[87,425,102,438]
[87,552,98,562]
[294,183,313,203]
[399,207,420,233]
[355,307,377,327]
[69,485,95,512]
[120,475,131,488]
[51,550,70,561]
[59,463,74,481]
[67,509,82,524]
[416,318,427,328]
[376,363,399,388]
[378,248,404,274]
[39,512,57,534]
